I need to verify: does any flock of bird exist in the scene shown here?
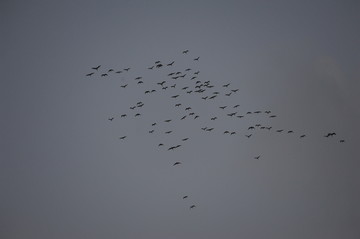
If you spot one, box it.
[86,49,346,211]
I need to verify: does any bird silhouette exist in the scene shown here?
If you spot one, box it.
[183,196,188,199]
[120,84,128,88]
[167,61,175,66]
[108,117,114,121]
[182,50,189,54]
[119,136,127,140]
[86,72,94,76]
[182,138,189,141]
[91,65,101,70]
[190,205,196,209]
[101,73,108,77]
[245,134,252,138]
[254,155,261,159]
[173,162,181,166]
[171,95,180,98]
[194,57,200,61]
[124,68,130,71]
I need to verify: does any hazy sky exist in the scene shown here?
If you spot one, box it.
[1,0,360,238]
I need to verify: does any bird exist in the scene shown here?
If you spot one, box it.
[108,69,114,72]
[119,136,127,140]
[224,131,229,134]
[232,89,239,93]
[91,65,101,70]
[86,72,94,76]
[183,196,188,199]
[148,66,154,70]
[120,84,128,88]
[194,71,200,75]
[175,103,182,107]
[101,73,108,77]
[157,81,166,86]
[190,205,196,209]
[135,77,142,80]
[156,64,163,68]
[171,95,180,98]
[115,70,122,73]
[201,127,208,131]
[158,143,164,147]
[181,115,187,120]
[269,115,277,118]
[149,130,154,133]
[144,90,150,94]
[134,113,141,117]
[245,134,252,138]
[152,123,157,126]
[173,162,181,166]
[155,61,161,64]
[182,50,189,54]
[248,126,255,130]
[276,129,284,133]
[254,111,261,114]
[225,93,232,96]
[254,155,261,160]
[167,61,175,66]
[265,111,271,114]
[339,139,345,143]
[211,117,217,120]
[108,117,114,121]
[182,138,189,141]
[137,81,143,84]
[230,132,236,135]
[165,131,172,134]
[287,130,294,133]
[237,115,244,118]
[185,107,192,111]
[223,83,230,87]
[194,115,199,119]
[124,68,130,71]
[219,106,227,110]
[185,68,191,71]
[194,57,200,61]
[206,128,214,131]
[164,119,172,123]
[233,104,240,108]
[300,134,306,138]
[120,114,127,118]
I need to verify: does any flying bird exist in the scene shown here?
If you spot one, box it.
[171,95,180,98]
[101,73,108,77]
[120,84,128,88]
[91,65,101,70]
[86,72,94,76]
[254,155,261,160]
[173,162,181,166]
[190,205,196,209]
[119,136,127,140]
[167,61,175,66]
[183,196,188,199]
[108,117,114,121]
[182,50,189,54]
[194,57,200,61]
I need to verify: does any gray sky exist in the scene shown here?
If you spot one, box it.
[1,0,360,238]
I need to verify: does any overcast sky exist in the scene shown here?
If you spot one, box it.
[1,0,360,238]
